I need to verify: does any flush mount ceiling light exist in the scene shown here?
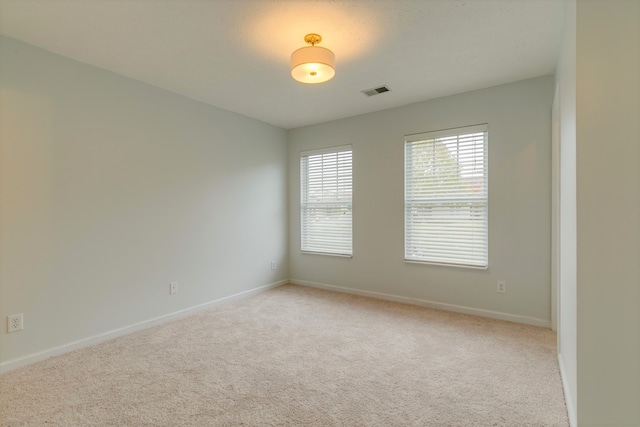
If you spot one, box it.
[290,34,335,84]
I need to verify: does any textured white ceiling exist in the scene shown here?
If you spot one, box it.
[0,0,565,129]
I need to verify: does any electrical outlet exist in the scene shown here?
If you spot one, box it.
[170,282,178,295]
[270,261,276,270]
[497,281,507,294]
[7,313,23,333]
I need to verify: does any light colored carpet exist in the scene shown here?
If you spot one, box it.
[0,284,568,426]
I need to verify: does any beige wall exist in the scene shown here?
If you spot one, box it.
[557,1,640,425]
[0,36,289,368]
[288,76,554,326]
[575,0,640,425]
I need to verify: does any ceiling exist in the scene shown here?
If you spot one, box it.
[0,0,565,129]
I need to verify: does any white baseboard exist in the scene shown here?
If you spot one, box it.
[0,280,287,374]
[290,279,551,328]
[558,353,577,427]
[2,278,551,374]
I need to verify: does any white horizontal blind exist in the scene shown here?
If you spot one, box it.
[301,146,353,256]
[404,125,488,268]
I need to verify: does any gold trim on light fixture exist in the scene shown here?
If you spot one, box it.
[291,33,336,84]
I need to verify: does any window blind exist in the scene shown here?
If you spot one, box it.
[404,125,488,268]
[301,146,353,256]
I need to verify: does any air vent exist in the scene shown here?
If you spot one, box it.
[361,86,391,97]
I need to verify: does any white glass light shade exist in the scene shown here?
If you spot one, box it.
[290,46,336,84]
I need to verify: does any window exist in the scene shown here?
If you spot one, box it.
[404,125,488,268]
[300,146,352,256]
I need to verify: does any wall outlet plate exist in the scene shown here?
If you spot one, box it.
[170,282,178,295]
[497,281,507,294]
[7,313,23,333]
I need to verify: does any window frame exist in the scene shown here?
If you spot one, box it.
[404,124,488,269]
[300,145,353,257]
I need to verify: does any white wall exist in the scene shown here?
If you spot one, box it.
[288,76,554,326]
[575,0,640,425]
[0,36,288,368]
[556,0,577,424]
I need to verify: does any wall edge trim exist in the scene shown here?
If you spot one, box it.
[558,352,577,427]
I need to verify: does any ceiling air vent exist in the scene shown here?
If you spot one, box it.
[361,86,391,97]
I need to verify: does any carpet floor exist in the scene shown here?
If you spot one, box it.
[0,284,568,426]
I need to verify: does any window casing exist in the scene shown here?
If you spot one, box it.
[404,125,488,268]
[300,146,353,256]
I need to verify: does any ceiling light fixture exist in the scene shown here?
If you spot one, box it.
[290,34,335,84]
